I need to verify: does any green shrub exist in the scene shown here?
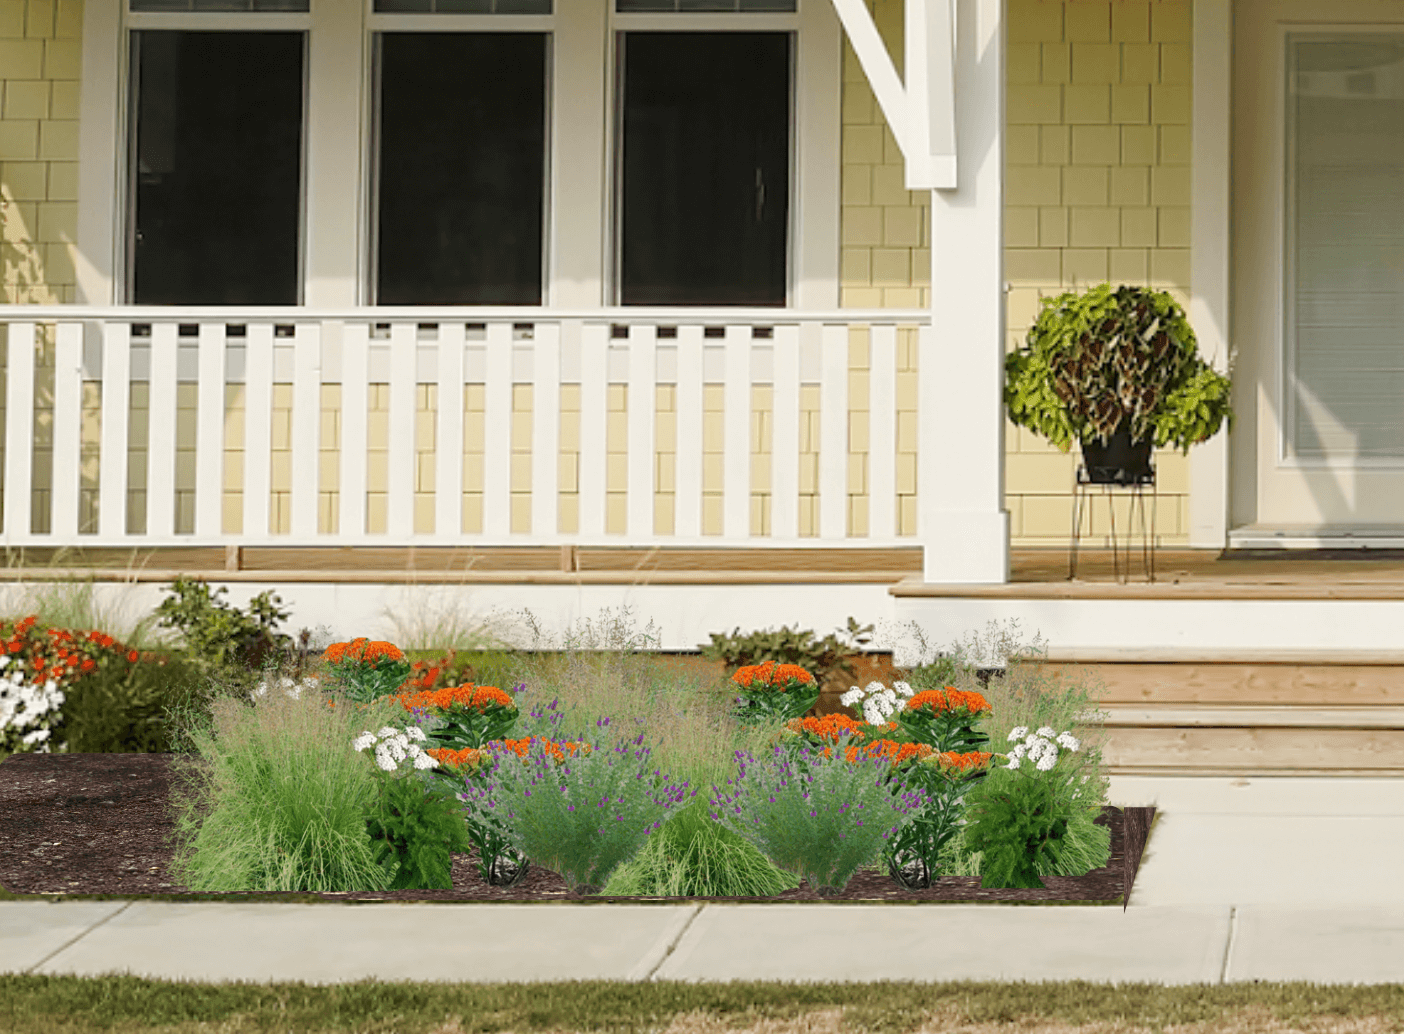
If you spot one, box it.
[154,577,294,679]
[56,652,207,754]
[697,617,876,694]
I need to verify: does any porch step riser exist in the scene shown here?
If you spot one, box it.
[1029,662,1404,777]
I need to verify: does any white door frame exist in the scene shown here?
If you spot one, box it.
[1234,0,1404,531]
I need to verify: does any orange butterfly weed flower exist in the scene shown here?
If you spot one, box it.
[493,737,592,763]
[394,684,515,714]
[828,739,935,766]
[323,637,382,665]
[932,750,995,771]
[426,746,487,771]
[361,641,404,663]
[906,687,992,716]
[731,661,816,689]
[784,713,869,744]
[126,650,138,663]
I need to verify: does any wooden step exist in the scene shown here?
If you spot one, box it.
[1082,705,1404,777]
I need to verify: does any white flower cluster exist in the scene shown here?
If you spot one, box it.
[1004,725,1081,772]
[250,675,321,703]
[839,680,914,726]
[352,725,440,774]
[0,654,66,752]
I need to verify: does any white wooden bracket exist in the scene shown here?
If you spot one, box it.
[827,0,957,189]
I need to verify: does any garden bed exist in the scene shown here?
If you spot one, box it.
[0,750,1155,905]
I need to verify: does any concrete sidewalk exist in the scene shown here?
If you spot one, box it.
[1,776,1402,988]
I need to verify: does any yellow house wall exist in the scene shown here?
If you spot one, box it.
[3,0,1194,549]
[841,0,1194,548]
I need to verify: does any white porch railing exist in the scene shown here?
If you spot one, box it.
[0,306,930,552]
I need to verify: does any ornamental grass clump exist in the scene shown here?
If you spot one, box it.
[709,738,930,896]
[456,698,698,895]
[164,672,411,894]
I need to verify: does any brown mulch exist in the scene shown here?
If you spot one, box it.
[0,751,1154,905]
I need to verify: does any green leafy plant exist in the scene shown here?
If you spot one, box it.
[698,617,876,698]
[1004,282,1234,454]
[57,652,205,755]
[958,764,1075,889]
[154,578,294,680]
[353,725,475,891]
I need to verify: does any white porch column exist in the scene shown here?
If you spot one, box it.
[304,0,366,307]
[918,0,1009,583]
[1189,0,1231,548]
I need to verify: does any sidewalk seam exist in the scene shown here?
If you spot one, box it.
[631,904,704,983]
[1218,907,1238,984]
[24,901,135,976]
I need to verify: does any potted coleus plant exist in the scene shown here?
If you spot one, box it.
[1003,283,1235,484]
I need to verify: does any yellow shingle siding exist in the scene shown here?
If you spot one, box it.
[1,0,80,305]
[1005,0,1191,548]
[841,0,1194,548]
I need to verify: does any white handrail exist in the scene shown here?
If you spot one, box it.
[0,309,923,550]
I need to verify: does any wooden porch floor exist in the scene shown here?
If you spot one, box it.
[901,547,1404,598]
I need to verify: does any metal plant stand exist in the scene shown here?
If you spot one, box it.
[1067,462,1158,583]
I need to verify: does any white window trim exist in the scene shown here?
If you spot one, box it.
[75,0,841,310]
[1274,21,1404,471]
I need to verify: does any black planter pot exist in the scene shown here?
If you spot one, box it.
[1079,418,1154,485]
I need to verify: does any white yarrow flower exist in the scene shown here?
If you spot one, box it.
[1035,726,1056,739]
[1008,726,1029,741]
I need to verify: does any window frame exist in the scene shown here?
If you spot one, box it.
[76,0,839,309]
[608,16,799,306]
[365,20,555,306]
[121,22,312,305]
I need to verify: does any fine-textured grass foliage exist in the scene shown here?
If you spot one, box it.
[2,974,1403,1034]
[162,667,417,894]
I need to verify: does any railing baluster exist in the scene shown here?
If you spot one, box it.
[3,322,36,544]
[481,321,512,539]
[771,322,801,542]
[626,323,656,540]
[49,323,83,540]
[435,322,466,538]
[723,324,751,541]
[386,322,416,538]
[0,308,928,551]
[147,322,179,540]
[673,324,704,540]
[194,323,226,538]
[577,321,608,539]
[97,322,130,540]
[242,323,274,540]
[869,322,898,542]
[339,322,370,539]
[531,321,560,539]
[290,323,321,539]
[819,322,849,540]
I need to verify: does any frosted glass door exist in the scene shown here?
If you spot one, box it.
[1287,35,1404,460]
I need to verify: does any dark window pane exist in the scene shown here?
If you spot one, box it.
[619,32,791,306]
[131,0,310,11]
[616,0,795,11]
[373,0,549,11]
[129,31,304,304]
[375,33,547,305]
